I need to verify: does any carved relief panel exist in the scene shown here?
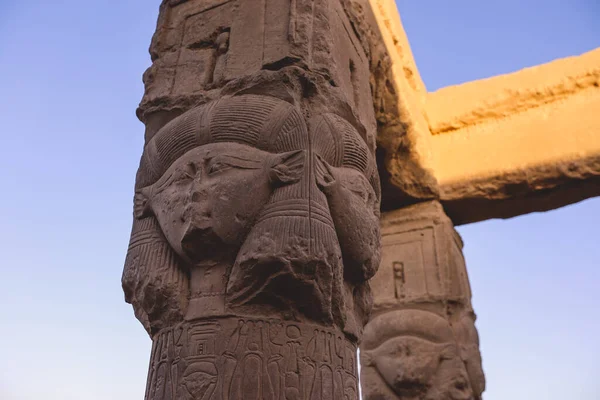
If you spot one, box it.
[140,0,375,141]
[370,202,474,312]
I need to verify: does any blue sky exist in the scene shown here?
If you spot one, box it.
[0,1,598,399]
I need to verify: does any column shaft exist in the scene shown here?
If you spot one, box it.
[123,1,381,399]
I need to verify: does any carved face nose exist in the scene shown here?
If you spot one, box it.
[189,180,209,203]
[181,194,213,227]
[181,221,221,261]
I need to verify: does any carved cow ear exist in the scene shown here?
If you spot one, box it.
[134,187,153,219]
[314,154,337,190]
[269,150,305,186]
[361,350,374,367]
[438,343,459,361]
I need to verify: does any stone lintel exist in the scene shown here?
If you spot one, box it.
[365,0,440,207]
[430,48,600,224]
[366,0,600,223]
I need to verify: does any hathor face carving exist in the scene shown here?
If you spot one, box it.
[363,336,472,400]
[135,142,304,263]
[314,154,380,282]
[315,155,378,211]
[361,310,475,400]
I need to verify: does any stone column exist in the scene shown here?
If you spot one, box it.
[122,1,381,399]
[360,201,485,400]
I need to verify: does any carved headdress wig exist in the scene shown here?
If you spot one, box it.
[123,94,379,335]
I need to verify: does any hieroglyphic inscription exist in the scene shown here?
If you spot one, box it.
[145,317,359,400]
[370,226,441,307]
[392,261,404,299]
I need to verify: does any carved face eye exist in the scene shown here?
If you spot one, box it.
[348,186,369,203]
[207,161,232,175]
[454,378,468,391]
[175,162,197,183]
[342,174,373,203]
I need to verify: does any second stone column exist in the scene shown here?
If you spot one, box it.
[360,201,485,400]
